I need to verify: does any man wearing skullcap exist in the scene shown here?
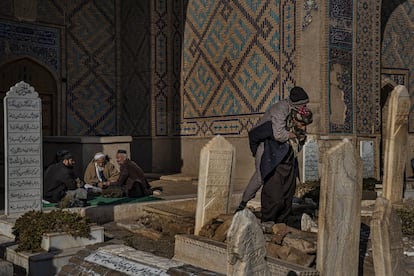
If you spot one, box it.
[109,149,156,197]
[236,86,313,224]
[83,152,120,188]
[43,150,87,206]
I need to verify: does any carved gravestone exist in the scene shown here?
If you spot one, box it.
[317,139,362,275]
[227,208,269,276]
[371,197,407,276]
[360,140,375,179]
[302,137,319,182]
[382,85,410,203]
[194,135,235,235]
[4,81,42,216]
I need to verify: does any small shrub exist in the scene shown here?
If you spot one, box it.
[395,200,414,235]
[12,209,91,252]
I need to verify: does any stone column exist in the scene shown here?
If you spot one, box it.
[371,197,407,276]
[382,85,410,203]
[317,139,362,275]
[194,135,235,235]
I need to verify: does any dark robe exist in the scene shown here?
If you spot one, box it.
[117,159,152,198]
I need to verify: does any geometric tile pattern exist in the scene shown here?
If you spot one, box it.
[382,1,414,133]
[152,0,185,136]
[119,1,151,136]
[355,0,381,134]
[63,0,117,135]
[153,0,169,136]
[0,20,60,73]
[328,0,353,133]
[180,0,298,136]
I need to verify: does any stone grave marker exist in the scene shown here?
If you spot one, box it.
[382,85,410,203]
[371,197,407,276]
[4,81,42,216]
[302,137,319,182]
[360,140,375,179]
[227,208,269,275]
[194,135,235,235]
[317,139,362,275]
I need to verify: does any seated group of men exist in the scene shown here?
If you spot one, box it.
[43,149,158,207]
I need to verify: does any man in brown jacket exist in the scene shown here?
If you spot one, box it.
[84,152,120,188]
[113,149,153,198]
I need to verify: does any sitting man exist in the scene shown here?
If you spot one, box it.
[102,150,155,198]
[84,152,120,188]
[43,150,87,207]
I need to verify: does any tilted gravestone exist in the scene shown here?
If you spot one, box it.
[302,137,319,182]
[194,135,235,235]
[227,208,269,276]
[371,197,407,276]
[4,81,42,216]
[317,139,362,275]
[382,85,410,203]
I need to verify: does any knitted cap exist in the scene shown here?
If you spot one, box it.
[289,86,309,106]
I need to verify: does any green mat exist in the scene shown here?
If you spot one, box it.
[43,195,162,208]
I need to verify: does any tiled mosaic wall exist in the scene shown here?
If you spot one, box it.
[382,0,414,132]
[328,0,353,133]
[119,1,151,137]
[64,1,117,135]
[0,1,118,136]
[180,0,298,137]
[355,0,381,135]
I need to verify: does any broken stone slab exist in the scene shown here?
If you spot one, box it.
[266,243,315,267]
[173,234,319,275]
[301,213,318,232]
[116,221,162,241]
[212,217,232,242]
[283,233,317,254]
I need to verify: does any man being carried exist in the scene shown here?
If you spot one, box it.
[237,86,313,224]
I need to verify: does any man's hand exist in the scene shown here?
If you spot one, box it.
[98,181,110,188]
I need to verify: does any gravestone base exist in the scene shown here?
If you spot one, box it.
[173,234,319,275]
[6,245,82,275]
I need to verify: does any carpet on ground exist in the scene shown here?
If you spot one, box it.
[42,195,162,208]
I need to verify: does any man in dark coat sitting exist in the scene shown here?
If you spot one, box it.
[43,150,87,206]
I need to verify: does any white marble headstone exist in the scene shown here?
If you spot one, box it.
[4,81,42,216]
[195,135,235,235]
[303,138,319,182]
[360,140,375,178]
